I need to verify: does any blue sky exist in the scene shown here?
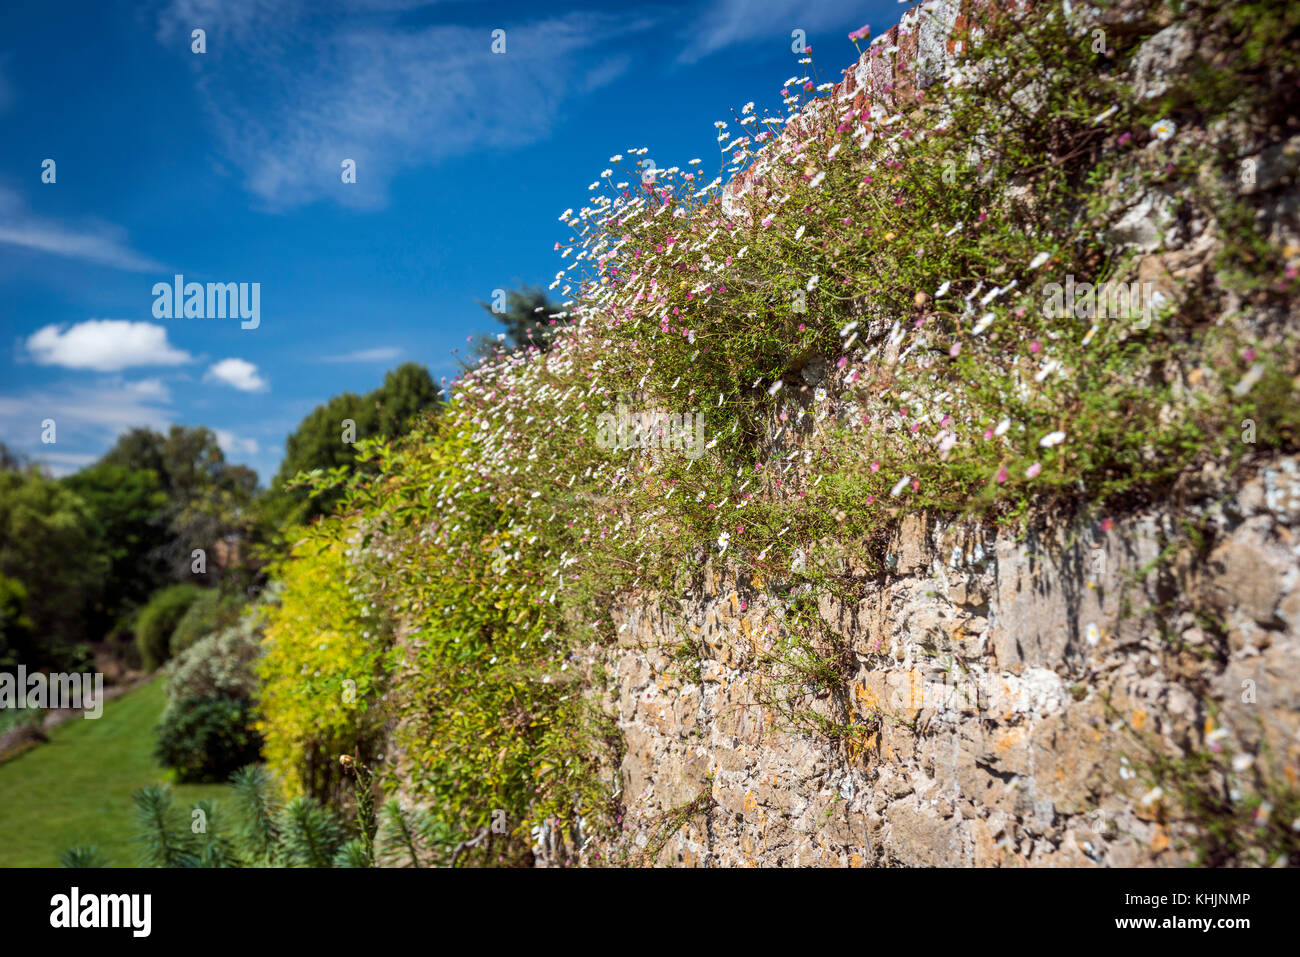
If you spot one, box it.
[0,0,891,482]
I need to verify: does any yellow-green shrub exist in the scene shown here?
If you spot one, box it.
[256,535,389,802]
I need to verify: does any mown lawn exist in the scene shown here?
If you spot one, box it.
[0,679,228,867]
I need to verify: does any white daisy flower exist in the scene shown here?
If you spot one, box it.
[1149,118,1176,142]
[1040,431,1066,448]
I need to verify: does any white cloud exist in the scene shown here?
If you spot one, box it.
[0,375,177,475]
[0,378,175,473]
[205,357,268,392]
[676,0,864,63]
[0,185,164,272]
[320,346,401,363]
[25,451,97,477]
[214,428,259,457]
[157,2,655,208]
[122,377,172,401]
[25,320,192,372]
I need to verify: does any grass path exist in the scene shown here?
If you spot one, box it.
[0,679,227,867]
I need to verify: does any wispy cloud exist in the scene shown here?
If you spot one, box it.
[215,428,259,457]
[205,357,268,392]
[157,1,656,208]
[675,0,865,64]
[24,320,193,372]
[0,377,176,474]
[0,186,165,272]
[320,346,401,363]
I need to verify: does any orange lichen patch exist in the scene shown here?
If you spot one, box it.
[849,852,864,868]
[853,681,882,715]
[846,726,878,764]
[1149,824,1170,854]
[995,726,1028,752]
[902,669,924,712]
[1131,708,1148,732]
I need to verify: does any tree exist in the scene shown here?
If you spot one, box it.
[373,363,440,436]
[99,426,258,583]
[62,463,170,635]
[270,363,440,524]
[474,286,569,356]
[0,468,106,669]
[0,574,35,670]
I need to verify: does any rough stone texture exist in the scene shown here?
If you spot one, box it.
[584,459,1300,867]
[532,0,1300,868]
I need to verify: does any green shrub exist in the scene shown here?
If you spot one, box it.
[64,762,406,868]
[163,615,262,706]
[154,696,263,783]
[134,584,203,671]
[169,588,244,658]
[0,573,33,670]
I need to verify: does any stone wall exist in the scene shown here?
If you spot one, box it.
[595,458,1299,866]
[533,0,1300,867]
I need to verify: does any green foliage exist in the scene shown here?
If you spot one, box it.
[0,468,107,669]
[154,697,263,784]
[256,538,389,802]
[100,426,259,584]
[475,285,569,355]
[169,587,244,657]
[229,765,281,864]
[59,845,109,868]
[163,608,263,705]
[0,573,34,670]
[134,584,204,672]
[247,0,1300,865]
[269,362,440,524]
[77,765,377,869]
[131,783,198,867]
[279,795,345,867]
[62,463,170,635]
